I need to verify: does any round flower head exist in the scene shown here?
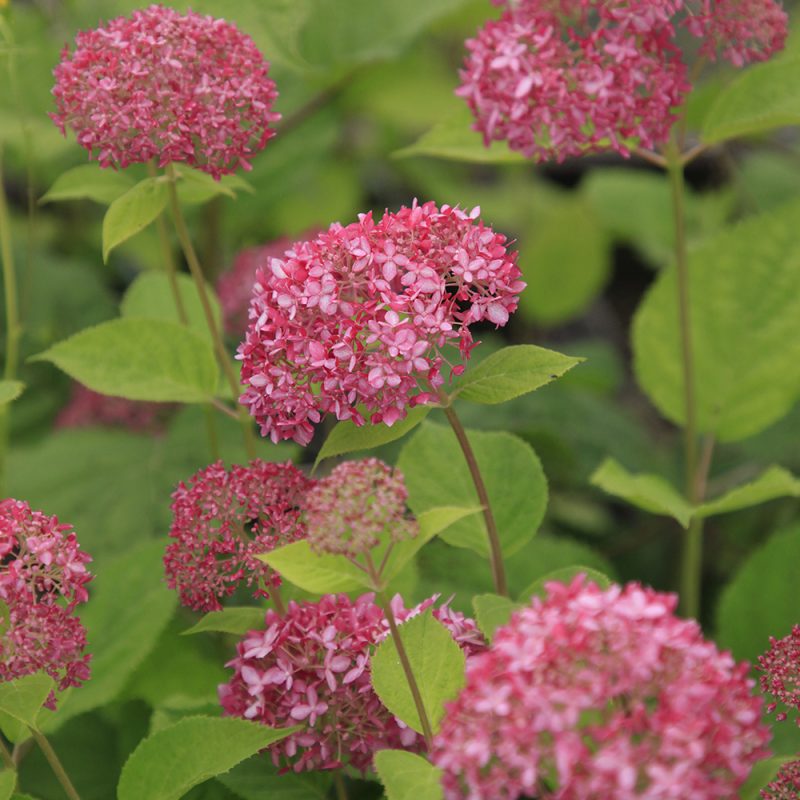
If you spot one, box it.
[238,200,524,445]
[56,384,172,434]
[164,460,312,612]
[51,4,280,177]
[758,624,800,725]
[0,499,92,708]
[432,575,770,800]
[305,459,417,556]
[761,759,800,799]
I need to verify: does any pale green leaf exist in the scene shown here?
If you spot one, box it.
[32,318,220,403]
[182,607,267,637]
[258,541,368,594]
[39,164,134,205]
[633,200,800,442]
[375,750,444,800]
[102,177,168,262]
[703,57,800,145]
[0,380,24,407]
[398,422,548,557]
[472,594,519,642]
[314,406,432,468]
[217,756,331,799]
[371,609,466,733]
[521,566,613,601]
[455,345,583,404]
[0,770,15,800]
[590,458,692,527]
[174,166,252,206]
[696,466,800,518]
[739,756,794,800]
[0,674,54,731]
[117,717,298,800]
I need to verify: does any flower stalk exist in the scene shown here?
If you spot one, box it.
[31,729,81,800]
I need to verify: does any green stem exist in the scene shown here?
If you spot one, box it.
[164,164,256,459]
[30,729,81,800]
[439,395,508,597]
[333,772,348,800]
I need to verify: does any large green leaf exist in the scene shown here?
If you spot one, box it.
[0,380,24,407]
[455,345,582,404]
[633,200,800,442]
[398,422,548,557]
[375,750,444,800]
[32,318,220,403]
[0,770,15,800]
[696,466,800,518]
[472,594,519,642]
[258,541,368,594]
[182,607,266,637]
[102,177,168,262]
[40,164,134,206]
[371,609,465,733]
[0,674,54,730]
[117,717,298,800]
[703,57,800,145]
[716,525,800,663]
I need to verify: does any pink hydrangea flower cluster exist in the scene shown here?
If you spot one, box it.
[761,759,800,799]
[0,499,92,709]
[431,575,770,800]
[758,624,800,725]
[51,4,280,178]
[238,201,524,445]
[219,592,485,773]
[164,460,312,612]
[459,0,786,162]
[56,384,172,434]
[305,459,417,556]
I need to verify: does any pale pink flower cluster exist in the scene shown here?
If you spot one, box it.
[305,459,417,556]
[758,624,800,725]
[0,499,92,709]
[219,592,485,773]
[761,759,800,799]
[51,5,280,178]
[56,384,171,434]
[238,201,523,445]
[163,460,311,612]
[459,0,785,162]
[432,575,770,800]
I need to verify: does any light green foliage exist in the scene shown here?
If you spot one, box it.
[633,200,800,441]
[398,422,548,557]
[521,566,612,601]
[32,318,220,403]
[455,345,583,404]
[695,466,800,518]
[716,525,800,663]
[472,593,519,642]
[0,771,15,800]
[371,609,465,733]
[40,164,134,205]
[375,750,444,800]
[182,608,267,637]
[218,756,331,800]
[0,674,54,730]
[0,380,24,406]
[258,541,368,594]
[703,57,800,144]
[102,177,168,262]
[117,717,298,800]
[172,166,252,206]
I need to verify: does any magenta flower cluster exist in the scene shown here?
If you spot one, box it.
[163,460,311,612]
[238,201,524,445]
[431,576,770,799]
[758,623,800,725]
[761,759,800,799]
[458,0,786,162]
[219,592,485,773]
[0,499,92,709]
[51,4,280,178]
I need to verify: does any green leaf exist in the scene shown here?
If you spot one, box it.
[217,755,331,799]
[258,541,368,594]
[739,756,794,800]
[0,599,8,638]
[0,770,16,800]
[173,166,248,206]
[182,607,267,637]
[703,57,800,145]
[121,272,223,346]
[472,594,518,642]
[395,106,527,164]
[590,458,692,527]
[371,609,465,734]
[398,422,548,557]
[0,380,24,406]
[39,164,135,206]
[32,318,219,403]
[374,750,444,800]
[716,524,800,663]
[314,405,432,467]
[696,466,800,518]
[455,345,583,404]
[633,200,800,442]
[102,177,168,262]
[521,566,613,601]
[117,717,298,800]
[0,674,54,731]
